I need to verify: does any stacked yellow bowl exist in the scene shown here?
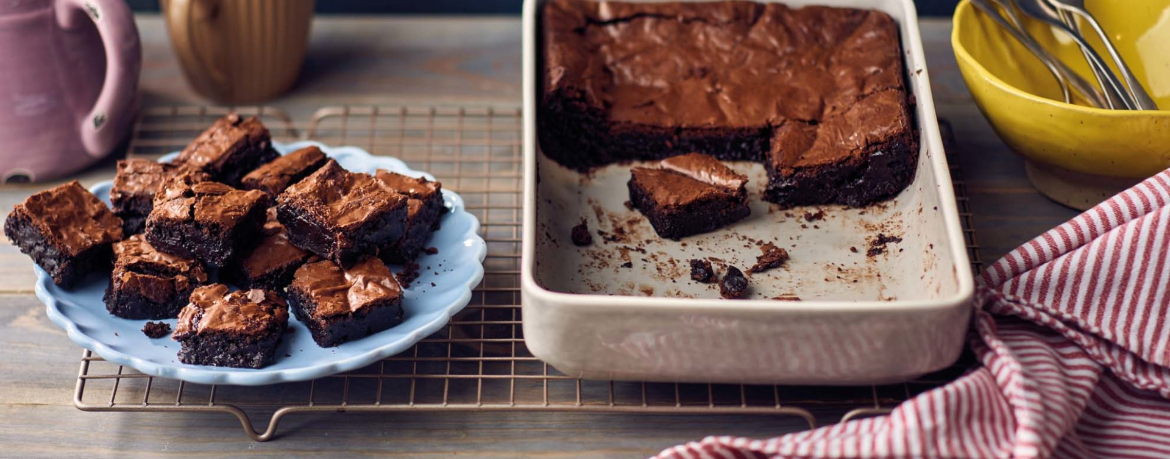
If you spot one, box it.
[952,0,1170,208]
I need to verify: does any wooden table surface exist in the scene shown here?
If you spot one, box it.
[0,15,1080,458]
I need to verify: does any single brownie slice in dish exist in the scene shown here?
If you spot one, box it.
[374,170,445,263]
[110,159,177,234]
[223,209,313,291]
[173,284,289,368]
[3,181,123,288]
[276,160,408,268]
[287,257,404,347]
[172,113,279,186]
[145,177,268,268]
[240,145,329,198]
[628,153,750,240]
[104,234,209,319]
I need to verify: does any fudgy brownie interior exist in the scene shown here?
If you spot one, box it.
[540,0,917,208]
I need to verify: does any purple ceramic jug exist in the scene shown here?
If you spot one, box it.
[0,0,140,183]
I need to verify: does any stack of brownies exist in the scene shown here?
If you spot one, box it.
[3,114,446,369]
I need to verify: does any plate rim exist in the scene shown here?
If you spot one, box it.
[37,140,487,386]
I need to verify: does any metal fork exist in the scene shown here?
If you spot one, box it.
[1046,0,1158,110]
[1013,0,1136,109]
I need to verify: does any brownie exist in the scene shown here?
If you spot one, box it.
[3,181,123,288]
[287,257,404,347]
[145,176,268,268]
[276,160,408,268]
[173,284,289,368]
[104,234,209,319]
[374,170,445,263]
[223,209,313,291]
[628,153,750,239]
[540,0,917,207]
[172,114,279,186]
[109,159,177,234]
[142,321,172,338]
[240,146,329,197]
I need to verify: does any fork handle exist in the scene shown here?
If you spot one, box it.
[1075,11,1159,110]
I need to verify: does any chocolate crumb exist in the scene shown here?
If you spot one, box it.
[285,353,292,358]
[142,321,171,339]
[689,259,716,283]
[749,243,790,273]
[431,282,437,287]
[425,247,439,255]
[803,210,825,222]
[866,233,903,257]
[396,262,421,287]
[571,221,592,246]
[620,261,633,268]
[800,224,808,229]
[850,246,858,253]
[773,294,802,301]
[720,266,749,299]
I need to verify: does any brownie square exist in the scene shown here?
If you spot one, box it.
[540,0,917,207]
[628,153,750,239]
[145,176,268,268]
[173,284,289,368]
[287,257,404,347]
[240,145,329,198]
[109,159,177,234]
[223,209,313,291]
[172,114,279,186]
[104,234,208,319]
[276,160,408,268]
[374,170,445,263]
[3,181,123,288]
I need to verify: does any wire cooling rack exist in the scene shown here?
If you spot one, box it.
[73,105,982,441]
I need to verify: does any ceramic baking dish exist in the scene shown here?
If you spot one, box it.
[520,0,974,385]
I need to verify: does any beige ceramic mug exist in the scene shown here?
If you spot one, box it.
[161,0,314,103]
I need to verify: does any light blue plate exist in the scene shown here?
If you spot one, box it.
[36,141,486,385]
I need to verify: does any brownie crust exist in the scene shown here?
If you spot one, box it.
[110,159,177,234]
[104,234,208,320]
[628,154,751,239]
[241,146,329,197]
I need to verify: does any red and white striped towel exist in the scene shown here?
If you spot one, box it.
[657,170,1170,459]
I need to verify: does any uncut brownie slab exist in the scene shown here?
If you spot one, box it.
[374,170,445,263]
[145,176,268,268]
[172,113,279,186]
[540,0,917,207]
[276,160,408,268]
[173,284,289,368]
[109,159,177,234]
[223,209,313,291]
[288,257,404,347]
[241,145,329,198]
[104,234,208,319]
[628,153,750,239]
[3,181,123,288]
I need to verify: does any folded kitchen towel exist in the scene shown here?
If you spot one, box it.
[656,170,1170,459]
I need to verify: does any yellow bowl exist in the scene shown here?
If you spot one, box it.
[952,0,1170,179]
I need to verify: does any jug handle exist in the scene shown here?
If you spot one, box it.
[55,0,142,158]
